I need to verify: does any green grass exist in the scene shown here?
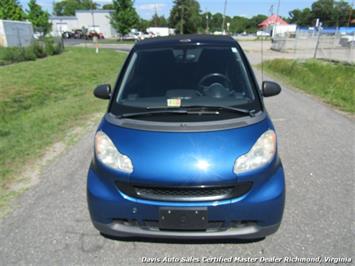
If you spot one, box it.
[97,39,136,44]
[0,48,6,65]
[0,47,126,208]
[262,59,355,113]
[0,47,5,57]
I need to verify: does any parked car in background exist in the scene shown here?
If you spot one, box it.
[73,29,86,39]
[33,32,42,40]
[256,31,270,37]
[62,31,74,39]
[339,35,355,47]
[122,32,139,41]
[86,31,104,40]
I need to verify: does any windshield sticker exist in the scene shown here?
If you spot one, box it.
[167,98,181,107]
[231,47,238,53]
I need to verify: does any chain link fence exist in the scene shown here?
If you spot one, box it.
[271,29,355,64]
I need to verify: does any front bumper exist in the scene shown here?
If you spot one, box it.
[87,162,285,239]
[93,220,280,239]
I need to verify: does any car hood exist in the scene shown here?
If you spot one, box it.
[99,117,274,186]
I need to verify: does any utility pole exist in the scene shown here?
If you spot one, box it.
[348,1,354,26]
[313,21,322,59]
[206,13,209,33]
[91,5,95,31]
[180,5,184,34]
[276,0,281,19]
[154,4,158,27]
[334,1,339,28]
[222,0,227,34]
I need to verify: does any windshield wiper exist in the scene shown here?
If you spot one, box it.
[147,105,256,117]
[117,109,219,119]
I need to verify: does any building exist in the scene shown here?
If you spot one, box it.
[258,14,289,30]
[258,15,296,38]
[0,20,34,47]
[50,10,117,38]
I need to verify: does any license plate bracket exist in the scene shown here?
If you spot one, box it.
[159,207,208,230]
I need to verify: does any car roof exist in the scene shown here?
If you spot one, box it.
[134,34,238,49]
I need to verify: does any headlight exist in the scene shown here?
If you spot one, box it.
[95,131,133,173]
[234,129,276,174]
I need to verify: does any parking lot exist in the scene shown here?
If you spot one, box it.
[0,41,353,265]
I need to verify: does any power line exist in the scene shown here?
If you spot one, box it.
[222,0,227,33]
[276,0,281,20]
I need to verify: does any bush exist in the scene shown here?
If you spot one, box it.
[1,46,36,62]
[43,37,64,56]
[23,47,36,61]
[53,40,64,55]
[32,41,47,58]
[0,37,64,64]
[44,37,55,55]
[2,47,26,62]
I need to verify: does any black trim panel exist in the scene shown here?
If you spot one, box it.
[105,112,266,132]
[116,181,252,202]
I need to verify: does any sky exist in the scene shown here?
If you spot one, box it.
[19,0,353,19]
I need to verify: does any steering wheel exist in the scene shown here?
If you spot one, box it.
[198,73,232,98]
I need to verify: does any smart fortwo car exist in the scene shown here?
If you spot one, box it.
[87,35,285,239]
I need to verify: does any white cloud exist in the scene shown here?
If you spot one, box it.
[239,14,252,18]
[34,0,52,11]
[137,3,165,12]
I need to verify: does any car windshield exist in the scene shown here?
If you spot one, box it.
[111,45,261,121]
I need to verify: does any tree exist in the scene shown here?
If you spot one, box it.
[102,3,114,10]
[200,11,212,33]
[246,14,268,33]
[53,0,98,16]
[333,0,353,26]
[209,12,223,32]
[311,0,335,26]
[288,0,353,27]
[150,14,168,27]
[110,0,139,36]
[288,8,312,26]
[136,18,149,32]
[27,0,51,35]
[199,12,268,34]
[229,16,249,33]
[169,0,201,34]
[0,0,26,20]
[349,8,355,26]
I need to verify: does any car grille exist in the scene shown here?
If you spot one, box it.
[116,181,252,202]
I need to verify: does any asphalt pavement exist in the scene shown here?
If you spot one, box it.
[0,47,354,265]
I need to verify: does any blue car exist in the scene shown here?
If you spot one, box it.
[87,35,285,240]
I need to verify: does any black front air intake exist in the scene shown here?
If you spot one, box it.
[116,181,252,202]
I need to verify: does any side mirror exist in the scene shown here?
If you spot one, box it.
[94,84,111,99]
[262,81,281,97]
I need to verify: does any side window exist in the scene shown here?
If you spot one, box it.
[229,47,255,100]
[116,52,137,102]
